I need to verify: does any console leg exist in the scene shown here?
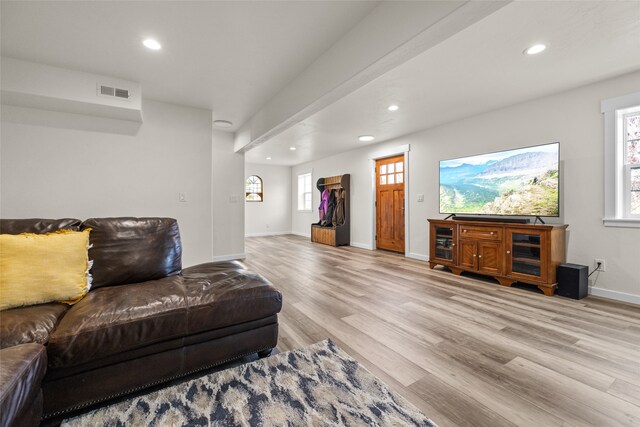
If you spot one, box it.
[429,262,436,269]
[538,285,556,296]
[449,267,463,276]
[257,348,273,358]
[496,278,515,287]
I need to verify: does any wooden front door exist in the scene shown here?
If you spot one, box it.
[376,155,405,253]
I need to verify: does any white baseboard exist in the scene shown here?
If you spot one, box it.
[589,287,640,305]
[407,252,429,261]
[350,241,373,250]
[245,231,291,237]
[291,231,311,238]
[211,253,246,262]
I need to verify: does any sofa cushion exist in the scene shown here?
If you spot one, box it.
[0,218,81,235]
[0,303,68,349]
[82,217,182,288]
[0,343,47,427]
[182,260,247,275]
[47,276,188,369]
[182,262,283,335]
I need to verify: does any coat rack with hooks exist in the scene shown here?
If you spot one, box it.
[311,174,350,246]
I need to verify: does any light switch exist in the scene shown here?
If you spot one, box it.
[178,192,187,202]
[417,194,424,202]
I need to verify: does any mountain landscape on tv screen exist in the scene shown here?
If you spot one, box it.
[440,148,559,216]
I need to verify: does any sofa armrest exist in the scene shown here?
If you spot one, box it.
[0,343,47,427]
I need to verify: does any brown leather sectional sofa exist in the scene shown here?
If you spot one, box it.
[0,217,282,426]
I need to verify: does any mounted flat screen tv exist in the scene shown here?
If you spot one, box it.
[439,142,559,217]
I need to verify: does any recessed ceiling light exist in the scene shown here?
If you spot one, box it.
[213,120,233,128]
[524,44,546,55]
[289,146,296,151]
[388,105,399,111]
[359,135,375,142]
[143,39,162,50]
[266,157,272,160]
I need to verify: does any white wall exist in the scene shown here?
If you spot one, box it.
[292,70,640,301]
[211,130,245,259]
[1,99,214,268]
[245,163,291,236]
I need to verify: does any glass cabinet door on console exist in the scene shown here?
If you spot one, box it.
[506,229,548,283]
[430,223,456,266]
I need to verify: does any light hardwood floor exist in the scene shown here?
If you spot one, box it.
[244,235,640,427]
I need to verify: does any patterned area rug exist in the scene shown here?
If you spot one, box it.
[62,339,436,426]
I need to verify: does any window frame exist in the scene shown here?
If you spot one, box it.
[245,175,263,203]
[602,91,640,227]
[297,172,313,212]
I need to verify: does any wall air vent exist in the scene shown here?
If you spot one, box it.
[97,83,131,101]
[114,88,129,99]
[100,85,115,96]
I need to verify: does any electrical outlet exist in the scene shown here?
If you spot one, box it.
[594,258,606,272]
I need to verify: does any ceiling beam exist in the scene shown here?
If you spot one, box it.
[235,0,510,153]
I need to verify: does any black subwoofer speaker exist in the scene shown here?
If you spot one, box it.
[556,263,588,299]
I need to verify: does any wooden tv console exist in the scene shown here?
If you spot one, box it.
[428,219,568,296]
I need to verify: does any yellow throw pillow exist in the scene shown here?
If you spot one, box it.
[0,229,92,311]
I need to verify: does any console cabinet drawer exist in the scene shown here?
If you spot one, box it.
[458,225,502,240]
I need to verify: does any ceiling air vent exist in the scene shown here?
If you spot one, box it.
[97,84,131,101]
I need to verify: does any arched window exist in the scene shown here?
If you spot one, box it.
[245,175,263,202]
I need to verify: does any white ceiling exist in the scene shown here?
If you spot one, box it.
[2,1,639,167]
[245,1,640,165]
[0,1,379,131]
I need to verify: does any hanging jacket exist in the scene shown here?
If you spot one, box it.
[318,189,330,222]
[332,188,346,226]
[322,189,337,227]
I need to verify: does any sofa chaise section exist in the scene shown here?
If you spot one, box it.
[0,217,282,421]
